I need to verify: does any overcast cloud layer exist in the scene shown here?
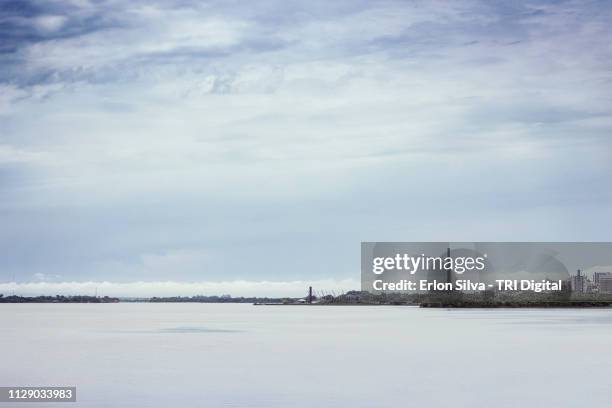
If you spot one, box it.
[1,0,611,295]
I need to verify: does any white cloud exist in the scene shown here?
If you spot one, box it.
[0,279,359,298]
[23,10,254,72]
[32,15,68,33]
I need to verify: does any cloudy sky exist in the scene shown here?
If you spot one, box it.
[1,0,611,296]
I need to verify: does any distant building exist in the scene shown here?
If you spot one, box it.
[593,272,612,285]
[585,281,597,294]
[599,276,612,293]
[571,269,585,293]
[561,280,572,293]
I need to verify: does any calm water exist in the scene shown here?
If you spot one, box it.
[1,304,611,407]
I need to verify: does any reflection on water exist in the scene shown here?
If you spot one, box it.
[1,304,611,408]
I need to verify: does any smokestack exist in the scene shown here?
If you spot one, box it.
[308,286,313,304]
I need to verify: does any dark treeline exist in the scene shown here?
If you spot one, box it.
[149,295,288,303]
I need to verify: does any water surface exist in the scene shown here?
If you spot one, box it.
[1,304,610,407]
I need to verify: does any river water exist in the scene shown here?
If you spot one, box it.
[1,304,610,407]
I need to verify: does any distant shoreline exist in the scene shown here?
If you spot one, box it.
[2,294,612,308]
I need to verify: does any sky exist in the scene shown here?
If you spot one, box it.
[1,0,611,297]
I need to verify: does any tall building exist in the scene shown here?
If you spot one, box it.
[571,269,585,293]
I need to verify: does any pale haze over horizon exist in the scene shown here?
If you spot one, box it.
[1,0,611,296]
